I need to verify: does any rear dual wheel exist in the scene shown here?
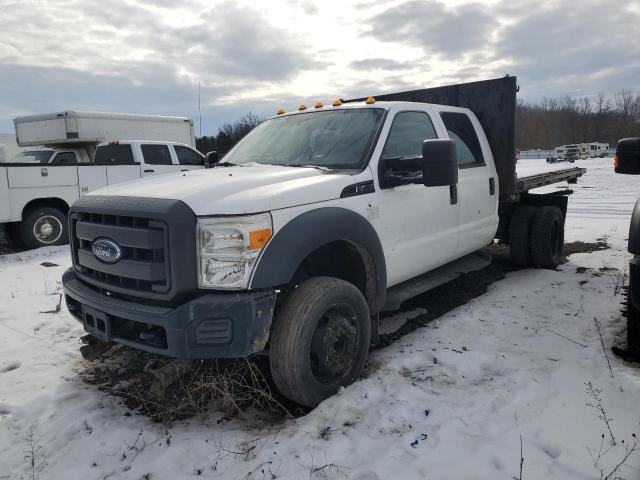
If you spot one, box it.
[509,205,564,268]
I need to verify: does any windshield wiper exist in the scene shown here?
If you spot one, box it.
[280,163,332,172]
[212,161,236,167]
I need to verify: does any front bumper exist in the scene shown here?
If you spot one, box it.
[630,256,640,310]
[62,269,276,359]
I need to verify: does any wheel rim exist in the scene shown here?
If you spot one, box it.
[309,304,359,385]
[33,215,63,244]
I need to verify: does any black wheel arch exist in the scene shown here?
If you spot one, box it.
[250,207,387,309]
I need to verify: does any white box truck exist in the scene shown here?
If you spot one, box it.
[1,111,208,249]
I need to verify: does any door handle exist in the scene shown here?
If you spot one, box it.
[180,169,188,172]
[144,169,155,173]
[489,177,495,195]
[449,185,458,205]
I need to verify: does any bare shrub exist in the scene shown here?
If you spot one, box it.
[79,347,294,425]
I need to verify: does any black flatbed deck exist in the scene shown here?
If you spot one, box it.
[515,167,586,193]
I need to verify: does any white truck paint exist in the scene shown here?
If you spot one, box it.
[62,77,587,408]
[1,140,205,248]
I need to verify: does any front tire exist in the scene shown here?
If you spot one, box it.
[269,277,371,407]
[20,207,68,249]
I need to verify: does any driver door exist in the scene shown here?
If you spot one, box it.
[373,108,460,287]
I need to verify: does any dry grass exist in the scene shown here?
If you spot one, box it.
[78,346,297,425]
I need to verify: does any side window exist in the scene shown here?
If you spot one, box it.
[174,145,203,165]
[51,152,77,164]
[382,111,438,159]
[94,144,135,164]
[141,144,173,165]
[440,112,484,167]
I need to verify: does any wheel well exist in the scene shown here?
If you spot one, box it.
[290,240,379,315]
[22,198,70,220]
[497,192,568,243]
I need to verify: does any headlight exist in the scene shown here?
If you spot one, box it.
[197,213,272,289]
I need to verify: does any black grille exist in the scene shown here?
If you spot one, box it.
[71,212,170,294]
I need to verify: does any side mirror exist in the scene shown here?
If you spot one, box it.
[615,138,640,175]
[204,150,218,167]
[422,139,458,187]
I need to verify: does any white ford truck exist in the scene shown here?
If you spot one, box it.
[1,111,207,248]
[62,77,586,407]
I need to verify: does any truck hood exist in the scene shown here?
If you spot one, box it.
[89,165,358,215]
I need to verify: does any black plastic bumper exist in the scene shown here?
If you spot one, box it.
[62,269,276,359]
[630,256,640,310]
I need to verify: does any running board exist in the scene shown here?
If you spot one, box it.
[382,251,492,312]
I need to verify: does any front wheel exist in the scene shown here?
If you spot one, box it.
[269,277,371,407]
[20,207,68,249]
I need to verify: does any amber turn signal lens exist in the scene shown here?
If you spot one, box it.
[249,228,272,250]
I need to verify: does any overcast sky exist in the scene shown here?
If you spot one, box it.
[1,0,638,135]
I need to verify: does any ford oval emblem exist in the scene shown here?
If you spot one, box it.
[92,238,122,264]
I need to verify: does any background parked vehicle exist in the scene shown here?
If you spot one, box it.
[0,111,205,249]
[614,137,640,360]
[547,142,610,163]
[1,140,206,249]
[62,76,586,407]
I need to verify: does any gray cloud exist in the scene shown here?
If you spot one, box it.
[497,0,640,99]
[350,58,415,71]
[364,0,497,57]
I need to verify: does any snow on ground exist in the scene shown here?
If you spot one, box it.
[1,158,640,480]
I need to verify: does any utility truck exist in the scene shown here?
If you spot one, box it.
[1,111,204,248]
[62,77,586,407]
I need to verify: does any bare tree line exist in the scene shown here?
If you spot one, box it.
[517,89,640,150]
[196,89,640,155]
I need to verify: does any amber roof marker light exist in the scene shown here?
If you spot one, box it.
[298,104,307,111]
[366,96,376,104]
[332,99,342,107]
[276,108,285,115]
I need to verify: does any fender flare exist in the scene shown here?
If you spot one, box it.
[629,199,640,255]
[251,207,387,306]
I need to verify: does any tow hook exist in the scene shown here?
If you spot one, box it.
[79,334,114,361]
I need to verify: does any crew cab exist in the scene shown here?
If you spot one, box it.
[0,140,205,248]
[62,77,586,407]
[614,137,640,359]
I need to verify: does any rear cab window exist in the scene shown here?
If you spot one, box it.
[51,152,78,164]
[174,145,203,165]
[440,112,485,168]
[141,144,173,165]
[94,144,135,164]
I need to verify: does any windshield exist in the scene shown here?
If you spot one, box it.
[224,108,384,169]
[11,150,54,163]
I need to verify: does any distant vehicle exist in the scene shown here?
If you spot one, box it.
[10,110,196,164]
[0,133,23,162]
[1,140,208,248]
[547,142,610,163]
[62,77,586,407]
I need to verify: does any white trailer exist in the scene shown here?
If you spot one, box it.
[0,133,23,163]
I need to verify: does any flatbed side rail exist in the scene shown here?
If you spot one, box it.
[515,167,586,193]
